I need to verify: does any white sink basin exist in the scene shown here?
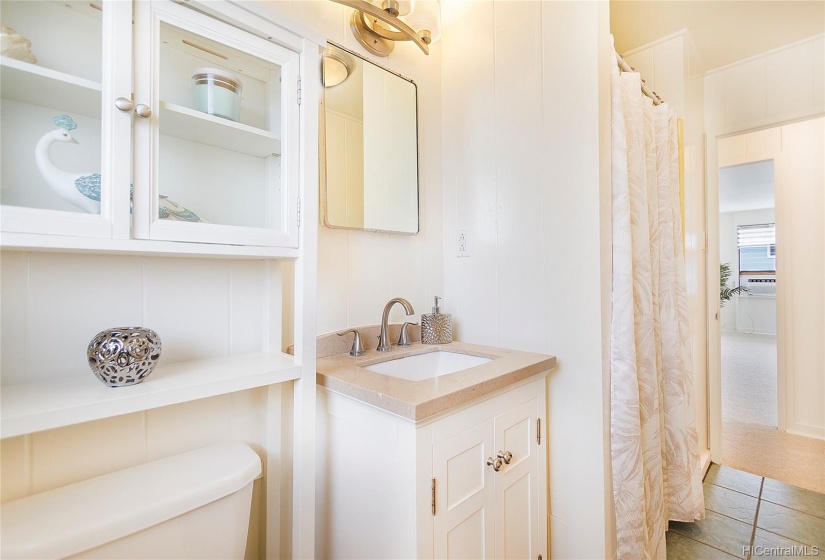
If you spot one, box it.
[364,351,492,382]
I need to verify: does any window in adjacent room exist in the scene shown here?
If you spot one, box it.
[738,223,776,272]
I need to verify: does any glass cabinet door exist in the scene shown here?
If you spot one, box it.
[0,1,132,238]
[133,1,300,248]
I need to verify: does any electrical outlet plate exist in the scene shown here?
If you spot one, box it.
[457,227,470,257]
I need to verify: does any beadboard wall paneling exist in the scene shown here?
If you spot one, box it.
[0,252,268,387]
[441,2,614,557]
[706,35,824,136]
[777,119,825,439]
[0,387,271,555]
[705,34,825,455]
[274,0,444,336]
[0,250,276,560]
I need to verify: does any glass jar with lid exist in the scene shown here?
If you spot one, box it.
[191,68,243,122]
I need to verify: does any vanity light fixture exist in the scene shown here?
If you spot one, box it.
[322,48,354,87]
[330,0,441,57]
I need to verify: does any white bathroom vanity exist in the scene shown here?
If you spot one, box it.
[315,339,555,559]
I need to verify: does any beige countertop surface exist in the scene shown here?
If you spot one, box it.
[316,341,557,422]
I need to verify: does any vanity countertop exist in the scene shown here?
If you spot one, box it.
[315,341,556,422]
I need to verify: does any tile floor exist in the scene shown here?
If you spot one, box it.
[667,464,825,559]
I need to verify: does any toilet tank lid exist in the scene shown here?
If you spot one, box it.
[1,442,262,560]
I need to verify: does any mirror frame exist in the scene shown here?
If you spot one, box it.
[320,41,421,235]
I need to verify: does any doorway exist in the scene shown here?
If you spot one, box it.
[718,159,779,462]
[709,119,825,493]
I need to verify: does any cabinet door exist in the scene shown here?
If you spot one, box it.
[0,0,132,239]
[433,418,496,560]
[494,399,539,560]
[133,0,300,247]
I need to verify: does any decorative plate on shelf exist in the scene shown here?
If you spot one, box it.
[159,195,210,223]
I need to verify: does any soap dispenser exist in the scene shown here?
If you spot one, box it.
[421,296,452,344]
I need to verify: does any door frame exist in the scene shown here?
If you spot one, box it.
[706,118,817,463]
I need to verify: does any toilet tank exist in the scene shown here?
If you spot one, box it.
[1,442,262,560]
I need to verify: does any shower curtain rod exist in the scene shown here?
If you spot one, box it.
[615,52,665,106]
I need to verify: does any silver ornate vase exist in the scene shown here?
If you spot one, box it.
[87,327,162,387]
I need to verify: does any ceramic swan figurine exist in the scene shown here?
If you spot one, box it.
[35,115,208,222]
[35,115,101,213]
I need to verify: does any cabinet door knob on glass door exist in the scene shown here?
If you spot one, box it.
[115,97,134,112]
[134,104,152,118]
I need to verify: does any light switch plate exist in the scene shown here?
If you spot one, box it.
[457,227,470,257]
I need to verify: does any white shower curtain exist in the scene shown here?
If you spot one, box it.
[609,41,705,560]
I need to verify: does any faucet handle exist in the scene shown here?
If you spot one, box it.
[397,321,419,347]
[337,329,366,357]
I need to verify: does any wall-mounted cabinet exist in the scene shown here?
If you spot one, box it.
[0,1,129,240]
[1,0,300,254]
[1,2,320,556]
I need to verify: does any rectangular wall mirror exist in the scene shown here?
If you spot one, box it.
[321,42,419,234]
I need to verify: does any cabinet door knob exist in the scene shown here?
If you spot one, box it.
[497,450,513,464]
[486,457,503,472]
[115,97,134,112]
[135,104,152,118]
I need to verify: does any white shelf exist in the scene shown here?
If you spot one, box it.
[0,57,102,118]
[1,352,301,438]
[159,101,281,158]
[0,231,299,259]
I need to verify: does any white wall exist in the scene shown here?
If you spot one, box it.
[706,35,825,455]
[704,35,824,138]
[0,251,286,559]
[441,2,614,558]
[299,2,615,555]
[719,208,776,333]
[623,32,688,116]
[0,2,441,556]
[0,391,273,556]
[622,30,710,460]
[362,63,418,233]
[265,1,444,335]
[777,118,825,441]
[325,110,365,228]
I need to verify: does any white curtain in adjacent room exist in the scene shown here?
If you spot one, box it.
[609,42,705,560]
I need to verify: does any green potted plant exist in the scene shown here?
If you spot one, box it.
[720,263,749,307]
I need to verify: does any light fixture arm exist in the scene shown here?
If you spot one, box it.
[359,11,412,42]
[330,0,429,55]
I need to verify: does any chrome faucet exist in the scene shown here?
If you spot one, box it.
[377,297,415,352]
